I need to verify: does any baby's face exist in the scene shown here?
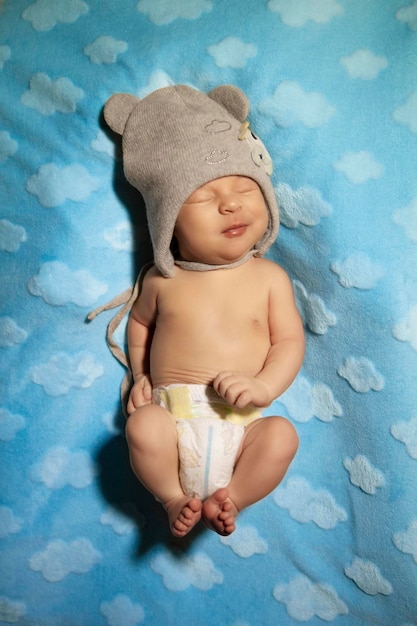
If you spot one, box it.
[174,176,269,266]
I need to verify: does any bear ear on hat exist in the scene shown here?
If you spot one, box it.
[208,85,249,123]
[104,93,140,135]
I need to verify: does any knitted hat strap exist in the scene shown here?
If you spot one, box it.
[175,249,257,272]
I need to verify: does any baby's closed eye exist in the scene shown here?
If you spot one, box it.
[237,186,258,195]
[184,190,214,204]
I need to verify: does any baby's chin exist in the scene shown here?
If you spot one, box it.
[216,248,258,265]
[202,245,259,265]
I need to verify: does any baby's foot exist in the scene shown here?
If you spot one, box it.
[202,488,238,536]
[164,496,202,537]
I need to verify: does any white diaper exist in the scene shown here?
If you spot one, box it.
[153,384,262,500]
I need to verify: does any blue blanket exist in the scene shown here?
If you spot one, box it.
[1,1,417,624]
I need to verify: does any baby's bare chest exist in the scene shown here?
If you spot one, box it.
[157,282,270,337]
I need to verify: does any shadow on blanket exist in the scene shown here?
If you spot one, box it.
[100,112,153,282]
[96,427,208,558]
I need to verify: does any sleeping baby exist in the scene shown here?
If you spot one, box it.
[103,84,305,537]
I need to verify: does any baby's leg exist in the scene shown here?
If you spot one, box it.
[202,416,298,535]
[125,405,202,537]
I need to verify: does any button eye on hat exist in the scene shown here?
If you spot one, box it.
[104,85,279,277]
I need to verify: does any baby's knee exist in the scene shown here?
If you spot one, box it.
[267,416,299,459]
[283,419,299,458]
[125,405,168,448]
[125,408,145,448]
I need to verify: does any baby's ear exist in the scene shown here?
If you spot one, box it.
[208,85,249,122]
[104,93,140,135]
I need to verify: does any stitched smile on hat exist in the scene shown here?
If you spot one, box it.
[206,150,229,164]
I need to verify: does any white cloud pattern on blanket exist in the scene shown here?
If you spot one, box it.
[331,252,384,289]
[30,446,97,489]
[273,575,348,620]
[0,45,11,69]
[391,416,417,459]
[280,375,342,423]
[393,521,417,563]
[0,317,27,347]
[26,164,100,207]
[0,409,26,442]
[343,455,385,495]
[100,594,144,626]
[259,81,336,128]
[104,222,135,252]
[0,597,26,623]
[267,0,343,27]
[137,0,212,25]
[30,352,104,396]
[84,36,128,65]
[396,3,417,30]
[0,132,17,162]
[344,558,392,596]
[275,183,332,228]
[100,506,144,535]
[333,151,384,184]
[137,70,176,97]
[392,196,417,243]
[393,305,417,351]
[0,506,23,538]
[0,219,27,251]
[150,550,223,591]
[21,73,84,115]
[22,0,88,31]
[29,538,101,582]
[293,281,337,334]
[338,357,384,393]
[208,37,257,69]
[340,49,388,80]
[220,525,268,557]
[273,476,347,528]
[28,261,107,306]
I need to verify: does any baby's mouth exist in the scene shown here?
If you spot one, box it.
[222,224,247,237]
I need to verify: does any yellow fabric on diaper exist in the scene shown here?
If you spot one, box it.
[158,386,194,419]
[157,385,261,427]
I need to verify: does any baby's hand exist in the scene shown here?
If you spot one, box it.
[127,375,152,414]
[213,372,272,409]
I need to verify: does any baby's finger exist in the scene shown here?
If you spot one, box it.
[129,386,149,409]
[233,389,252,409]
[142,380,153,402]
[213,371,236,396]
[126,396,136,415]
[213,371,232,386]
[220,381,247,406]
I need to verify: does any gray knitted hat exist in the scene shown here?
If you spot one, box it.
[104,84,279,277]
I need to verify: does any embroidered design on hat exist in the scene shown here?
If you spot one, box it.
[204,120,232,134]
[206,149,229,164]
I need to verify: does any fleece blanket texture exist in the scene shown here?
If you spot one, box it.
[1,1,417,625]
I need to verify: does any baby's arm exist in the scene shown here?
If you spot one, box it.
[214,264,305,409]
[127,271,158,414]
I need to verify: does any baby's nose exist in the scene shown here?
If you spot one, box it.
[219,194,242,214]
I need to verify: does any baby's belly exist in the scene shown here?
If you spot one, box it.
[150,367,220,387]
[150,332,269,387]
